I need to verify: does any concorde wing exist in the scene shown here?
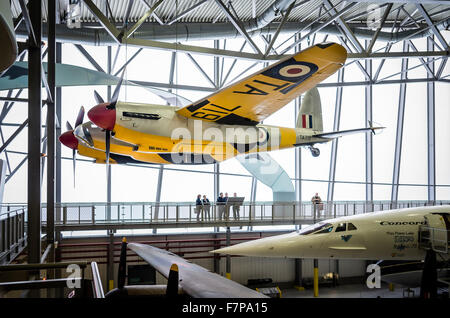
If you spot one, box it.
[128,243,268,298]
[176,43,347,125]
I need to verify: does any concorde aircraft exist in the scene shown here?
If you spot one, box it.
[59,42,383,167]
[212,205,450,260]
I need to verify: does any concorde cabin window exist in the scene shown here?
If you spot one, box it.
[347,223,357,231]
[335,223,346,232]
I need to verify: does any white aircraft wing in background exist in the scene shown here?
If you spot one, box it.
[128,243,268,298]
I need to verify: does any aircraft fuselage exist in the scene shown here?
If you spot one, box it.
[213,205,450,260]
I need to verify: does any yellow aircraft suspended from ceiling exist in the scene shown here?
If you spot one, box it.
[59,43,383,172]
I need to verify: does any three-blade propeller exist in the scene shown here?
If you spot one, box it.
[58,106,85,187]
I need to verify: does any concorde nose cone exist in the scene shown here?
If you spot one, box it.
[87,103,116,131]
[211,232,299,258]
[59,131,78,150]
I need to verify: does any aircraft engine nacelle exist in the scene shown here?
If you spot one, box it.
[0,1,17,74]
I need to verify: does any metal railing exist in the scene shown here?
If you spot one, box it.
[31,200,449,227]
[0,207,27,265]
[0,261,105,298]
[419,225,450,254]
[0,200,448,229]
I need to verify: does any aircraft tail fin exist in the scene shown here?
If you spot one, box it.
[296,87,323,132]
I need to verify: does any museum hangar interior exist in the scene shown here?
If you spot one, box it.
[0,0,449,300]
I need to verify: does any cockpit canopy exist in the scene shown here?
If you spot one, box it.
[298,221,357,235]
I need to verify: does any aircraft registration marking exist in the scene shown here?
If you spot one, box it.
[190,102,242,121]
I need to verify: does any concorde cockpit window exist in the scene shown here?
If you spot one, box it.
[297,223,333,235]
[348,223,357,231]
[335,223,346,232]
[314,224,334,234]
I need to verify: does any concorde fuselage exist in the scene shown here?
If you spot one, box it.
[213,205,450,260]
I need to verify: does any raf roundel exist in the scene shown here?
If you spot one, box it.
[261,58,319,84]
[279,64,311,78]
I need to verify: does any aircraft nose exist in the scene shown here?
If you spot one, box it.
[59,131,78,150]
[87,103,116,131]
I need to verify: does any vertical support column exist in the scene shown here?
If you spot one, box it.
[55,42,62,222]
[327,69,344,202]
[365,40,373,211]
[107,230,115,291]
[334,259,339,286]
[27,0,42,266]
[249,176,257,230]
[153,165,163,234]
[225,226,231,279]
[214,40,220,232]
[294,33,302,206]
[391,41,409,204]
[294,259,304,290]
[213,233,221,274]
[313,258,319,297]
[294,96,302,204]
[47,0,56,255]
[426,36,436,204]
[106,46,112,221]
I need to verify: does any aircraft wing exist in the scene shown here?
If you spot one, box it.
[176,43,346,125]
[128,243,268,298]
[0,61,191,107]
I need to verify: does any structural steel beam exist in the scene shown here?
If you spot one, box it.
[166,0,209,25]
[137,0,164,25]
[327,68,344,202]
[74,44,106,73]
[213,0,262,55]
[391,42,409,203]
[281,2,357,55]
[427,37,436,203]
[55,43,62,206]
[416,4,448,50]
[264,2,295,56]
[185,53,216,88]
[27,0,42,265]
[367,3,393,53]
[47,0,57,268]
[123,0,164,39]
[323,0,364,53]
[82,0,121,44]
[0,119,28,154]
[365,42,373,205]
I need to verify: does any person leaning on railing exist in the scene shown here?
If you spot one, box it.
[202,195,211,221]
[216,192,227,220]
[311,192,324,216]
[195,194,203,221]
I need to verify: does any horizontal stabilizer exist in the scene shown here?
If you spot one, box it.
[312,126,384,140]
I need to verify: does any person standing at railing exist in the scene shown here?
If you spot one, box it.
[232,192,240,221]
[195,194,203,221]
[202,195,211,221]
[217,192,226,220]
[224,192,230,220]
[311,192,324,217]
